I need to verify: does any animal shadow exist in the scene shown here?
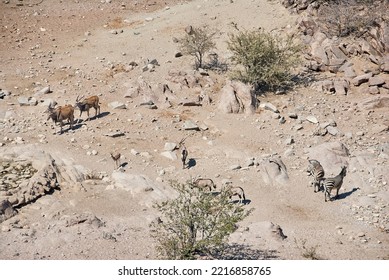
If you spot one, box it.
[119,162,128,168]
[230,198,251,205]
[97,111,110,119]
[77,111,110,122]
[56,123,82,134]
[336,187,360,201]
[187,158,196,169]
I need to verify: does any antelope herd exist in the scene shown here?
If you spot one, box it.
[45,95,100,134]
[42,95,350,206]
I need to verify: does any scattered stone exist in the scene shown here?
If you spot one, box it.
[352,73,373,86]
[160,151,177,161]
[218,80,257,114]
[183,120,199,131]
[164,142,177,151]
[369,76,386,87]
[108,101,127,109]
[285,137,294,145]
[371,124,388,134]
[18,97,30,106]
[35,86,51,95]
[356,131,364,137]
[103,132,125,138]
[334,79,349,95]
[306,115,318,124]
[0,89,11,99]
[357,232,365,238]
[229,164,241,170]
[369,86,380,95]
[288,113,298,119]
[327,126,339,136]
[294,124,304,131]
[260,102,279,113]
[358,96,389,110]
[39,99,57,107]
[284,148,294,157]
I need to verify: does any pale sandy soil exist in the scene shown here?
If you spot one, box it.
[0,0,388,260]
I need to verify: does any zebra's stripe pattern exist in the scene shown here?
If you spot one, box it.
[307,159,325,193]
[321,166,347,202]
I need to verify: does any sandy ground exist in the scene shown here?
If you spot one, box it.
[1,0,388,260]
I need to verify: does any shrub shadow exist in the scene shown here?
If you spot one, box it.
[213,243,280,260]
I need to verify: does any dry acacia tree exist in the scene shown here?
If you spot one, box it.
[177,25,217,70]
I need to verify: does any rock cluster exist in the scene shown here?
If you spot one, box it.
[285,0,389,95]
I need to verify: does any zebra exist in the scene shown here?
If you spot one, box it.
[321,166,347,202]
[307,159,325,193]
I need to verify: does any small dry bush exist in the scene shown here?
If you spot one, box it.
[227,29,301,92]
[150,180,253,260]
[294,238,321,260]
[317,0,387,38]
[177,25,217,70]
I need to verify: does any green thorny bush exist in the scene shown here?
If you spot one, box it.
[227,29,301,91]
[150,180,253,259]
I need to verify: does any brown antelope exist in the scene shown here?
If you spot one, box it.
[110,152,121,169]
[75,95,100,121]
[181,145,188,169]
[224,183,246,204]
[176,136,189,169]
[192,178,216,192]
[46,104,74,134]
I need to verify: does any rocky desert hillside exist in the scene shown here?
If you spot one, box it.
[1,0,389,260]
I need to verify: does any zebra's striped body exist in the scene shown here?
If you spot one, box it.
[307,159,325,193]
[321,166,347,202]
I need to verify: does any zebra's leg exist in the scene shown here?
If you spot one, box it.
[324,189,329,202]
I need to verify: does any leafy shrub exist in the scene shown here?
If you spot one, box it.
[227,29,301,91]
[177,25,217,70]
[150,180,252,260]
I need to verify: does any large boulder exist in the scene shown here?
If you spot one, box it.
[305,141,350,176]
[0,144,90,212]
[110,172,176,207]
[358,96,389,110]
[258,156,289,186]
[217,80,257,114]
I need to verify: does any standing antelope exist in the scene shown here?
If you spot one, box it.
[181,145,188,169]
[224,182,246,204]
[46,104,74,134]
[75,95,100,121]
[321,166,347,202]
[228,186,246,204]
[110,152,121,169]
[176,136,189,169]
